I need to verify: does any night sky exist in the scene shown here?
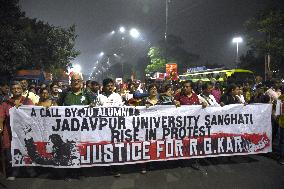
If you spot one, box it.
[19,0,270,74]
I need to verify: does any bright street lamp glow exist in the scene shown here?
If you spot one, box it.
[99,52,104,57]
[119,26,125,33]
[73,64,82,73]
[232,36,243,67]
[111,30,115,35]
[129,28,140,38]
[232,37,243,43]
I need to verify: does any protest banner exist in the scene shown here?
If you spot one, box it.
[10,104,272,167]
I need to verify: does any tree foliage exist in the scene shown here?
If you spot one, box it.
[239,50,265,76]
[244,2,284,69]
[145,47,166,74]
[145,34,199,74]
[0,0,80,77]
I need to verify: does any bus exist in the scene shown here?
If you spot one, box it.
[179,69,255,84]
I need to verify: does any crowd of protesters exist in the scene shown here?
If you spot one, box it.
[0,72,284,181]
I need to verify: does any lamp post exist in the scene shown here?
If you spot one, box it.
[111,27,141,77]
[105,27,146,78]
[165,0,169,42]
[232,37,243,67]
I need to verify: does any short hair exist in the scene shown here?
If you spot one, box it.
[50,82,59,89]
[86,80,92,86]
[39,87,50,94]
[103,78,114,87]
[182,80,193,87]
[29,86,36,90]
[148,84,157,91]
[225,83,238,94]
[10,81,22,88]
[11,81,21,86]
[164,84,173,92]
[91,81,99,86]
[202,82,213,91]
[70,72,83,81]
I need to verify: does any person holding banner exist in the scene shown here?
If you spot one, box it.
[160,84,175,105]
[96,78,124,106]
[0,81,34,180]
[58,73,93,106]
[143,84,160,107]
[174,80,206,107]
[95,78,124,177]
[55,73,94,181]
[198,83,220,107]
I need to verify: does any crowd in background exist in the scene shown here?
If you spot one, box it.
[0,73,284,181]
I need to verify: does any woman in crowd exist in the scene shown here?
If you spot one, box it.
[0,81,34,180]
[36,88,57,107]
[130,84,160,174]
[160,84,175,105]
[142,84,160,107]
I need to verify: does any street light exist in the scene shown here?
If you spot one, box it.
[99,52,104,57]
[129,28,140,39]
[73,64,82,73]
[232,37,243,66]
[119,26,125,33]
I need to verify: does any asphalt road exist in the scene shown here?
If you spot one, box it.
[0,153,283,189]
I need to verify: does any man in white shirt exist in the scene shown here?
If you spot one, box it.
[95,78,124,177]
[198,83,220,107]
[96,78,123,106]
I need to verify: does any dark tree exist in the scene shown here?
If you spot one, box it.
[0,0,80,79]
